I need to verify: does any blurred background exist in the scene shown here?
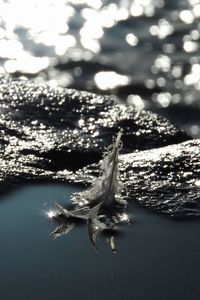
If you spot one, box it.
[0,0,200,137]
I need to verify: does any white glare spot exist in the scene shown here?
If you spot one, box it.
[47,211,56,218]
[80,21,103,39]
[115,8,129,21]
[150,19,174,39]
[94,71,130,90]
[157,77,166,87]
[191,30,200,40]
[4,56,49,74]
[0,28,6,39]
[172,66,182,78]
[184,64,200,88]
[0,40,23,59]
[120,213,129,222]
[78,119,85,127]
[127,95,145,110]
[157,93,172,107]
[126,33,138,46]
[195,180,200,187]
[145,79,155,89]
[193,4,200,18]
[180,10,194,24]
[155,55,171,72]
[55,35,76,56]
[130,4,143,17]
[81,37,100,53]
[87,0,102,9]
[183,41,198,53]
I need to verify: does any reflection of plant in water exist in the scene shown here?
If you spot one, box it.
[48,130,129,252]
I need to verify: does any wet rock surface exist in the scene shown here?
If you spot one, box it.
[1,77,199,218]
[76,140,200,218]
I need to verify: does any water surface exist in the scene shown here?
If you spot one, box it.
[0,184,200,300]
[0,0,200,136]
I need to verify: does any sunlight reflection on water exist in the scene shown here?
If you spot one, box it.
[0,0,200,136]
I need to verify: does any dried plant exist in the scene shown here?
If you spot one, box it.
[49,130,129,251]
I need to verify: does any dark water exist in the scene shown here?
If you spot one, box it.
[1,184,200,300]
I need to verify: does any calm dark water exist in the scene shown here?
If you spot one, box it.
[0,184,200,300]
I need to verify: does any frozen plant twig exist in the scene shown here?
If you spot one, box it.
[71,129,123,208]
[51,223,75,239]
[50,129,128,251]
